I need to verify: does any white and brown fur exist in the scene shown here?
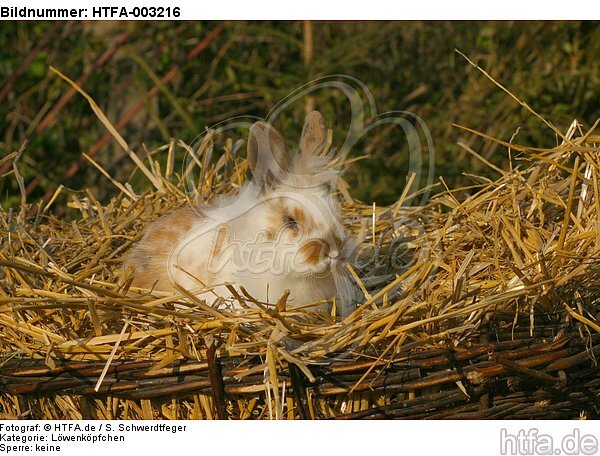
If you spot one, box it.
[124,111,357,316]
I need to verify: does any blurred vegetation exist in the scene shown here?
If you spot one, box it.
[1,21,599,211]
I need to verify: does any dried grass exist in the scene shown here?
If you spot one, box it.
[1,74,600,419]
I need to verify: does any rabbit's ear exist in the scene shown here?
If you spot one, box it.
[299,111,327,156]
[247,121,291,185]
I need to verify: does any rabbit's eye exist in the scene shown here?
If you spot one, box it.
[284,215,298,230]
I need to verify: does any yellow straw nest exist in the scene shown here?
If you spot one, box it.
[1,119,599,420]
[1,72,600,419]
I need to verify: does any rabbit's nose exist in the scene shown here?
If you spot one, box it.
[328,248,339,259]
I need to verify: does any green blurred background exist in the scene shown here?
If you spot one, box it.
[1,21,599,211]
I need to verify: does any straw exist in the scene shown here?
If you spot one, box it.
[1,68,600,419]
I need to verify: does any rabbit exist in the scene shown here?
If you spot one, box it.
[123,111,357,316]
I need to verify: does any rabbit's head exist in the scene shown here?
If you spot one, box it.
[242,111,354,282]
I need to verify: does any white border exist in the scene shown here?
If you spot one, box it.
[0,0,598,20]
